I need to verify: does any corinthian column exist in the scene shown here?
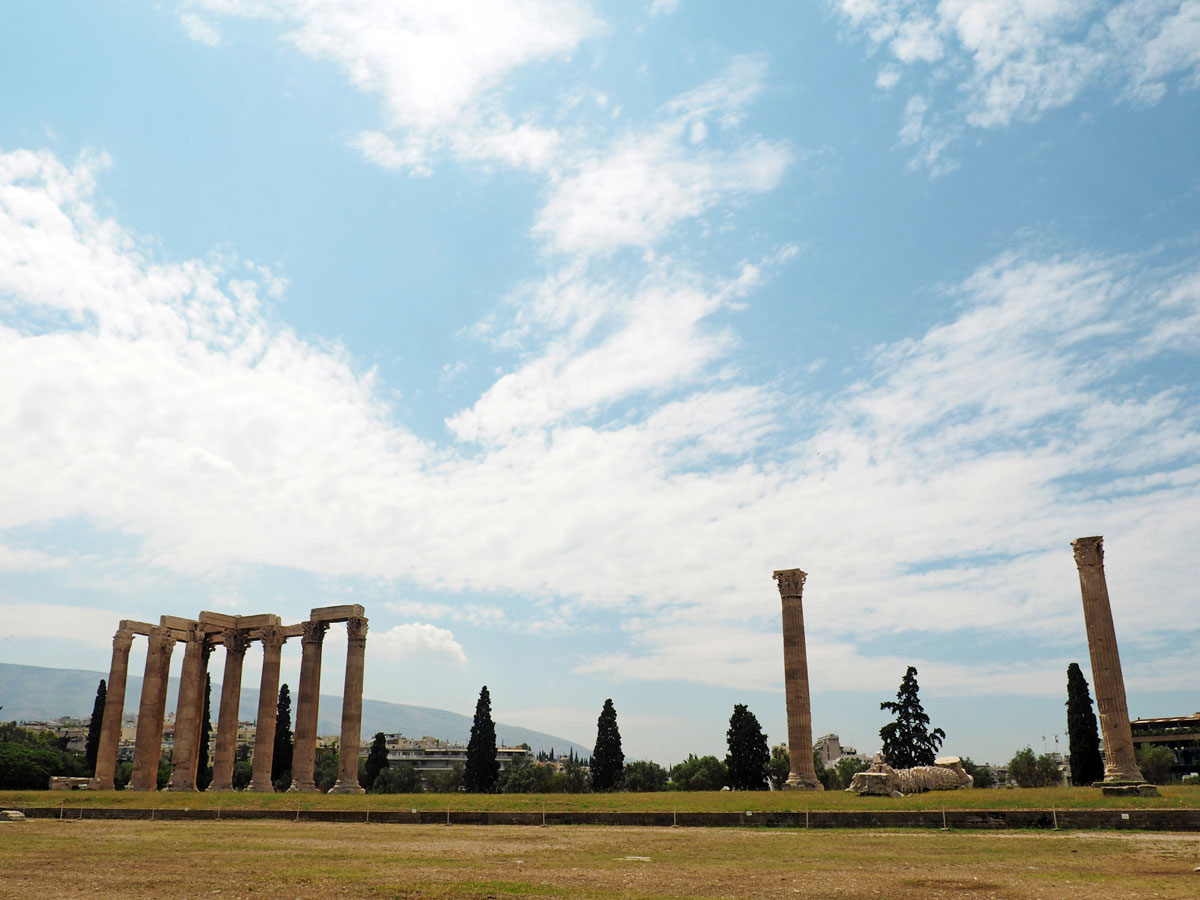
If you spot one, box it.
[329,616,368,794]
[1072,536,1145,784]
[166,626,209,791]
[289,620,329,792]
[774,569,822,790]
[248,625,286,792]
[209,628,249,791]
[90,628,134,790]
[129,627,176,791]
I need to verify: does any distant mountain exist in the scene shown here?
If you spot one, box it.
[0,662,589,756]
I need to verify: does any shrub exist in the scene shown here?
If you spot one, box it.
[622,760,669,792]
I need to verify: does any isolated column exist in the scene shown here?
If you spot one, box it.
[209,628,249,791]
[166,625,209,791]
[90,628,134,790]
[329,616,368,794]
[1072,536,1145,783]
[129,626,176,791]
[248,625,286,792]
[774,569,823,790]
[289,619,329,792]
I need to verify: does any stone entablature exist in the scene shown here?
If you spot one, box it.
[90,605,368,793]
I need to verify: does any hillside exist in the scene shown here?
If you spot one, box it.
[0,661,588,757]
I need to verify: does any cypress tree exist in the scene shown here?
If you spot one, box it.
[725,703,770,790]
[364,732,389,791]
[464,685,499,792]
[272,683,293,785]
[84,679,106,776]
[197,674,213,790]
[879,666,945,768]
[591,698,624,791]
[1066,662,1104,786]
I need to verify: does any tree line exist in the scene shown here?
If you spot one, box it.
[2,665,1186,790]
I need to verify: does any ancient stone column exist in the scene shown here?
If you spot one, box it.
[329,616,368,794]
[208,628,249,791]
[289,620,329,792]
[774,569,823,790]
[248,625,287,792]
[1072,536,1145,784]
[90,628,134,790]
[166,626,209,791]
[129,626,176,791]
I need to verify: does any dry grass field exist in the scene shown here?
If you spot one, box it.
[2,819,1199,900]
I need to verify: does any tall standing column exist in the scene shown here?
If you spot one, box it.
[774,569,823,790]
[129,627,176,791]
[90,628,134,790]
[166,626,209,791]
[248,626,286,792]
[289,620,329,792]
[209,628,249,791]
[329,616,368,794]
[1072,536,1145,784]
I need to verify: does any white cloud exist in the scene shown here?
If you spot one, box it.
[648,0,680,16]
[832,0,1200,170]
[535,131,789,256]
[533,58,788,256]
[180,0,601,173]
[373,623,467,664]
[3,148,1199,698]
[179,12,222,46]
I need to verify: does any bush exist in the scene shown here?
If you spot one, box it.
[1007,747,1061,787]
[232,760,253,790]
[669,755,726,791]
[498,758,556,793]
[622,760,668,792]
[426,762,465,793]
[1137,745,1176,785]
[373,763,422,793]
[0,723,88,789]
[961,757,994,789]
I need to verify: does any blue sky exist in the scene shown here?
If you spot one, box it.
[1,1,1199,767]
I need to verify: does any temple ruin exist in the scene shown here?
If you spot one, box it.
[1071,536,1156,795]
[774,568,823,790]
[89,605,368,793]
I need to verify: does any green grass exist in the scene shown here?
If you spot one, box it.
[3,784,1197,812]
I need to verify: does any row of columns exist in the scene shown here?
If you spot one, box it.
[90,607,368,793]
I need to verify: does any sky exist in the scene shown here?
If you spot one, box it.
[1,1,1199,768]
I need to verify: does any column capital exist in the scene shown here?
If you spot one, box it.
[1072,535,1104,568]
[222,628,250,657]
[302,620,330,644]
[148,626,175,657]
[113,629,134,652]
[773,568,807,598]
[258,624,287,651]
[346,616,368,642]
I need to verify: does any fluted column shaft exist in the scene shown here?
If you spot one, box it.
[249,626,286,792]
[166,627,209,791]
[91,629,134,790]
[130,627,176,791]
[289,620,328,792]
[209,629,249,791]
[1072,536,1144,783]
[775,569,823,790]
[330,617,368,794]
